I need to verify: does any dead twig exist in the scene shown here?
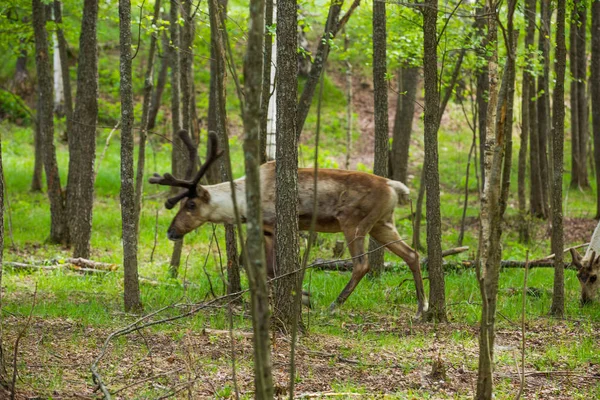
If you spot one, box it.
[10,284,37,400]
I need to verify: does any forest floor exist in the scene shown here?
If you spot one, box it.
[3,67,600,399]
[4,297,600,399]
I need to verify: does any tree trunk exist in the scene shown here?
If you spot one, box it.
[369,0,388,277]
[570,2,581,189]
[0,132,4,384]
[296,0,344,138]
[550,0,567,317]
[66,0,99,258]
[208,0,241,295]
[475,0,513,395]
[31,100,44,192]
[273,0,301,334]
[594,0,600,219]
[576,1,589,188]
[525,0,544,219]
[180,0,194,140]
[119,0,143,313]
[260,0,274,163]
[169,0,185,277]
[537,0,551,216]
[421,0,446,323]
[391,66,419,185]
[476,8,489,188]
[13,47,29,98]
[147,30,169,131]
[53,1,74,142]
[32,0,68,244]
[243,0,274,395]
[135,0,162,237]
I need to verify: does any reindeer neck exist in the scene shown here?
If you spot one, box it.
[205,178,247,224]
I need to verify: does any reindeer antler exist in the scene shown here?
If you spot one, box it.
[150,131,223,209]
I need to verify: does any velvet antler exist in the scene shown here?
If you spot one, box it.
[149,131,223,209]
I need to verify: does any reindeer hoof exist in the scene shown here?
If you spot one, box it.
[328,302,339,313]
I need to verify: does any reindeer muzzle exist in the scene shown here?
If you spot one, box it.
[167,228,183,241]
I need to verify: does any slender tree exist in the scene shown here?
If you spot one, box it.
[421,0,446,322]
[524,0,544,218]
[169,0,185,276]
[273,0,301,333]
[147,30,169,131]
[476,0,516,395]
[32,0,68,244]
[391,66,419,183]
[66,0,99,258]
[260,0,274,163]
[476,7,489,187]
[576,0,589,189]
[537,0,551,214]
[242,0,273,395]
[296,0,344,138]
[135,0,162,236]
[208,0,241,295]
[369,0,388,276]
[53,1,73,142]
[119,0,142,313]
[593,0,600,218]
[550,0,567,316]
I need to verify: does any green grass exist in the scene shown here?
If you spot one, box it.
[3,45,600,398]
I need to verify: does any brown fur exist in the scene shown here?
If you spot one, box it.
[166,162,428,316]
[570,248,600,304]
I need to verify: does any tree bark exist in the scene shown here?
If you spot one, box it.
[550,0,567,316]
[31,98,44,192]
[594,0,600,218]
[66,0,99,258]
[135,0,162,237]
[525,0,544,219]
[368,0,388,277]
[260,0,274,164]
[32,0,68,244]
[180,0,194,140]
[147,30,169,131]
[570,1,581,189]
[169,0,185,277]
[296,0,344,138]
[391,67,419,188]
[273,0,301,333]
[119,0,143,313]
[208,0,241,295]
[243,0,274,395]
[421,0,446,323]
[53,1,74,142]
[537,0,551,216]
[475,0,514,395]
[476,8,489,188]
[576,0,589,188]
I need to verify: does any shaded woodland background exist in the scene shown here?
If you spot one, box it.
[1,0,600,398]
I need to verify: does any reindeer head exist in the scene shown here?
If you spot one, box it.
[570,248,600,305]
[149,131,223,241]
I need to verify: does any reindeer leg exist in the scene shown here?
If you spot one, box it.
[329,226,370,311]
[264,227,276,280]
[370,222,428,318]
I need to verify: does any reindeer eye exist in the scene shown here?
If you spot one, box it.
[186,201,196,211]
[590,275,597,283]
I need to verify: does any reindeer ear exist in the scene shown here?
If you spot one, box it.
[196,184,211,203]
[570,248,584,270]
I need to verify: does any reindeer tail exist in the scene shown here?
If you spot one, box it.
[387,180,410,206]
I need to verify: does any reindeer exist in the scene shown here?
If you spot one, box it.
[150,132,428,317]
[570,221,600,304]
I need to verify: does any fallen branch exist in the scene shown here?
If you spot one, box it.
[313,246,470,272]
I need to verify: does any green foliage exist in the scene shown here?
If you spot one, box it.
[0,89,31,124]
